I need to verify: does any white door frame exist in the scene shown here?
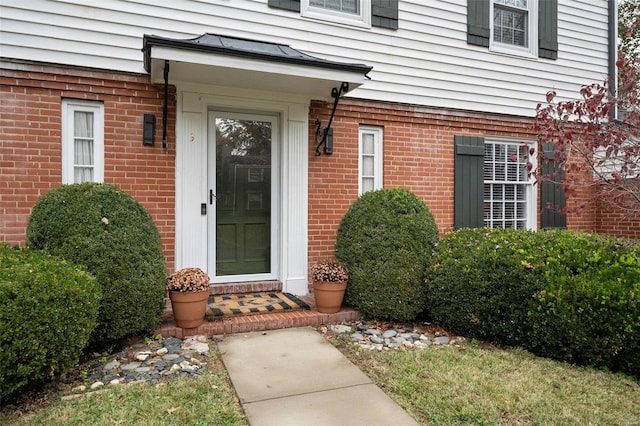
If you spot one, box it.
[175,84,310,295]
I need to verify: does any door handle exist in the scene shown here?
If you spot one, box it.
[209,189,216,204]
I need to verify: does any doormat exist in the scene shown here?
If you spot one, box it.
[205,292,310,318]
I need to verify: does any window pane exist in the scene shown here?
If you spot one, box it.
[494,7,527,47]
[74,139,94,166]
[311,0,358,13]
[74,111,93,138]
[362,134,375,154]
[362,177,374,193]
[363,156,374,176]
[74,167,93,183]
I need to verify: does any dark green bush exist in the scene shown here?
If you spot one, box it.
[424,228,546,345]
[0,244,101,399]
[527,236,640,374]
[27,183,167,344]
[424,228,640,377]
[336,188,438,322]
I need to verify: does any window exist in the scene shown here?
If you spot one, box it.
[268,0,398,30]
[467,0,557,59]
[301,0,371,27]
[483,139,536,229]
[358,126,383,194]
[454,135,542,230]
[61,99,104,184]
[490,0,537,56]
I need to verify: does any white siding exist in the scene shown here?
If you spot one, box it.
[0,0,610,117]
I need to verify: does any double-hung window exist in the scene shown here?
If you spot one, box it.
[302,0,371,27]
[61,99,104,184]
[358,125,383,194]
[490,0,537,57]
[467,0,556,59]
[483,139,536,229]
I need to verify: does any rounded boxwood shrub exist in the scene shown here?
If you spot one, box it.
[335,188,438,322]
[424,228,547,345]
[0,244,101,398]
[27,183,167,344]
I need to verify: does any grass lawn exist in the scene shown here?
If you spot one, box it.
[332,334,640,425]
[0,344,248,426]
[2,330,639,425]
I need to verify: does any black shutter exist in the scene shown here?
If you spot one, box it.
[540,143,566,228]
[538,0,558,59]
[454,136,485,229]
[467,0,490,47]
[267,0,300,12]
[372,0,398,30]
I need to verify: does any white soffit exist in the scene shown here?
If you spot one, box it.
[143,34,372,99]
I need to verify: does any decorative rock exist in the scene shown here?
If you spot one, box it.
[182,341,209,354]
[434,336,450,345]
[329,324,352,334]
[90,381,104,390]
[155,347,168,356]
[109,378,124,385]
[103,360,120,371]
[162,354,180,361]
[169,364,181,374]
[382,329,397,338]
[364,328,382,336]
[122,362,141,371]
[136,352,152,361]
[351,333,365,342]
[72,385,86,393]
[370,335,384,344]
[401,340,414,348]
[136,366,151,373]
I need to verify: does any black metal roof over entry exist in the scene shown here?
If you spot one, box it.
[142,33,372,98]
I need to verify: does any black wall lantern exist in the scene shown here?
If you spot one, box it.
[315,81,349,156]
[143,113,156,146]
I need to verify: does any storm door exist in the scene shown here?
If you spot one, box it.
[207,111,279,282]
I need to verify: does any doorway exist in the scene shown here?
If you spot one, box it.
[207,111,279,282]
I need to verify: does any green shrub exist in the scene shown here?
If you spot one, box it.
[424,228,640,377]
[527,237,640,374]
[336,188,438,322]
[424,228,546,345]
[27,183,167,344]
[0,244,101,399]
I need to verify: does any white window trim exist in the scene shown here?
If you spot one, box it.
[358,125,383,195]
[489,0,538,58]
[61,99,104,184]
[484,137,537,230]
[301,0,371,28]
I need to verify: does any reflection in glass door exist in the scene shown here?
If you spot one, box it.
[208,112,277,280]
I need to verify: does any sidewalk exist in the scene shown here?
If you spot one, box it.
[217,327,419,426]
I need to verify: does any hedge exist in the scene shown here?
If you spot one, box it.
[0,244,101,399]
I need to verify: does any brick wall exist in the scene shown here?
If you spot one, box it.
[307,98,601,263]
[0,61,177,270]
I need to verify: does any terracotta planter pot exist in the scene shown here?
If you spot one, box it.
[313,280,347,314]
[169,289,210,328]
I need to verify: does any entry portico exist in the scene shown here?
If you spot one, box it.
[143,34,371,294]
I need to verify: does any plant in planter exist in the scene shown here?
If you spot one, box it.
[167,267,211,328]
[310,261,349,314]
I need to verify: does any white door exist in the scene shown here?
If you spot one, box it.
[207,111,279,283]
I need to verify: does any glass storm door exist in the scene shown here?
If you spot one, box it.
[207,111,278,282]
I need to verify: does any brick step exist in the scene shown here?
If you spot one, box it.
[208,281,283,295]
[157,295,361,339]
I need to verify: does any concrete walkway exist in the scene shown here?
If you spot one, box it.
[217,327,419,426]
